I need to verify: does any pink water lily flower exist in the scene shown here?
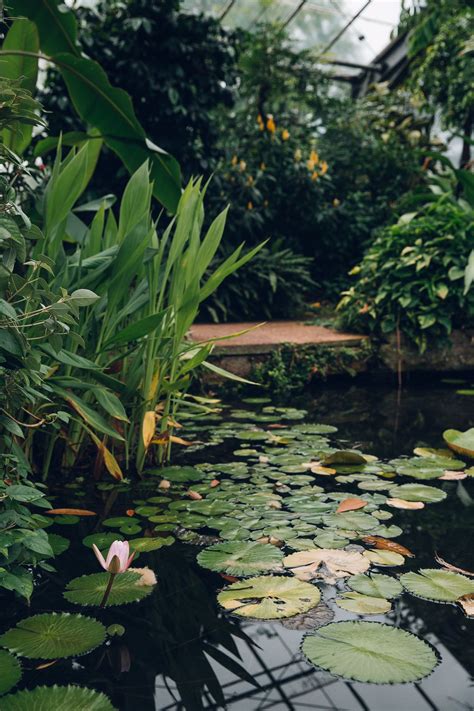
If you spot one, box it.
[92,540,135,574]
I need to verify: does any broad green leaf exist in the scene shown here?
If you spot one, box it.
[336,592,391,614]
[0,650,21,696]
[102,311,166,349]
[400,568,474,602]
[443,428,474,459]
[347,573,403,599]
[197,541,284,576]
[388,484,446,503]
[8,0,79,55]
[64,571,154,607]
[82,532,123,550]
[1,685,116,710]
[94,389,129,422]
[0,613,106,659]
[302,621,438,683]
[48,533,70,556]
[53,53,181,212]
[55,388,124,441]
[217,575,320,619]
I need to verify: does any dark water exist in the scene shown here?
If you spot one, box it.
[2,376,474,711]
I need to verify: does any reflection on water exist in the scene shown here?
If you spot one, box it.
[1,375,474,710]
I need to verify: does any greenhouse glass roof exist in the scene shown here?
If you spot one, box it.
[182,0,403,70]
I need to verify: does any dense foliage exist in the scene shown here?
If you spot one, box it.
[338,175,474,351]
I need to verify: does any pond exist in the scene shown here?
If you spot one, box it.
[1,375,474,711]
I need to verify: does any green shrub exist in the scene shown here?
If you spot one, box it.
[338,193,474,351]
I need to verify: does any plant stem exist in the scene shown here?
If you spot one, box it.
[100,573,116,608]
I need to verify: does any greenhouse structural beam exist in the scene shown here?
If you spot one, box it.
[317,0,372,59]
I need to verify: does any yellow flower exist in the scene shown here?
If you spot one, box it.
[333,198,341,207]
[320,160,328,175]
[246,175,254,186]
[231,154,238,166]
[257,114,264,131]
[294,148,302,162]
[264,199,269,207]
[306,159,315,171]
[239,160,247,172]
[310,149,319,163]
[260,162,266,171]
[281,128,290,141]
[266,114,276,133]
[311,171,319,181]
[247,201,253,210]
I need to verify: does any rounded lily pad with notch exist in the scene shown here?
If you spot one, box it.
[197,541,284,576]
[64,571,153,607]
[217,575,320,619]
[322,450,367,466]
[103,517,135,529]
[388,484,447,503]
[147,466,204,482]
[443,428,474,459]
[347,573,402,599]
[336,592,392,615]
[130,536,174,552]
[0,650,21,695]
[323,511,379,531]
[0,613,106,659]
[83,532,123,549]
[400,568,474,602]
[302,621,438,684]
[363,549,405,567]
[1,685,116,710]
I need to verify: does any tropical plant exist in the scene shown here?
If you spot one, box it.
[38,0,239,192]
[0,81,98,600]
[337,169,474,351]
[1,7,181,211]
[28,153,262,476]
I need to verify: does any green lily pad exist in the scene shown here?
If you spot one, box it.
[119,523,142,535]
[324,511,379,531]
[217,575,320,619]
[388,484,447,503]
[64,571,153,607]
[197,542,284,576]
[53,515,80,525]
[347,573,403,599]
[400,568,474,602]
[1,685,116,710]
[83,532,123,549]
[443,428,474,459]
[103,517,134,528]
[336,592,392,615]
[0,650,21,695]
[147,466,204,482]
[0,613,106,659]
[130,536,174,552]
[48,533,70,556]
[322,450,367,466]
[302,621,438,683]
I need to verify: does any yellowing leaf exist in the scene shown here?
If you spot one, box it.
[284,549,369,584]
[439,470,467,480]
[458,593,474,617]
[362,536,414,558]
[142,410,156,449]
[386,498,425,510]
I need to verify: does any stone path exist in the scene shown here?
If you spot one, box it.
[190,320,366,355]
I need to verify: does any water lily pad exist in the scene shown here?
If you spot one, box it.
[0,650,21,695]
[130,536,174,552]
[83,532,123,549]
[147,466,204,482]
[323,512,379,531]
[217,575,320,619]
[443,428,474,459]
[363,549,405,567]
[0,613,106,659]
[313,531,348,549]
[336,592,391,615]
[347,573,403,599]
[48,533,70,556]
[322,450,367,466]
[284,549,369,583]
[64,571,154,607]
[302,621,438,683]
[197,542,284,576]
[119,523,142,535]
[400,568,474,602]
[102,517,134,528]
[1,685,116,710]
[280,601,335,630]
[388,484,447,503]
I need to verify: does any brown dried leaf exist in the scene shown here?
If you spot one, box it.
[142,410,156,449]
[46,508,96,516]
[434,553,474,577]
[458,593,474,617]
[386,498,425,510]
[310,465,337,476]
[188,490,203,500]
[336,497,368,514]
[284,548,369,584]
[362,535,414,558]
